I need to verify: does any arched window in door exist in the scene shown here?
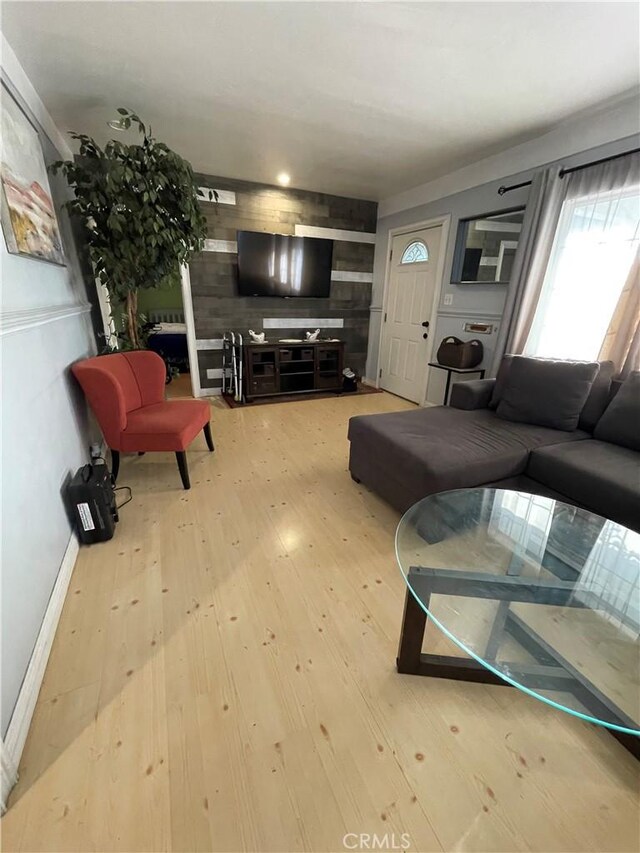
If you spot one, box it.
[400,240,429,264]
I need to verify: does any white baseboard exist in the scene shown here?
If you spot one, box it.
[1,741,18,814]
[2,532,79,809]
[361,377,379,389]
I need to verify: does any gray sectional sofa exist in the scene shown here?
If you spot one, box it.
[348,358,640,532]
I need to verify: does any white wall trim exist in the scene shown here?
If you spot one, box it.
[197,187,236,206]
[263,317,344,329]
[203,239,237,253]
[196,338,224,350]
[294,224,376,244]
[331,270,373,283]
[0,302,92,337]
[3,532,79,805]
[181,264,201,398]
[438,308,503,320]
[376,215,451,402]
[205,231,375,253]
[1,739,18,814]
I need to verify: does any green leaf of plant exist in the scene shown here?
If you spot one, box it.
[50,107,207,342]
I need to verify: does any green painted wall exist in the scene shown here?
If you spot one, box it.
[137,282,182,313]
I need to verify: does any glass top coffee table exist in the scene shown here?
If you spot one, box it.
[395,488,640,756]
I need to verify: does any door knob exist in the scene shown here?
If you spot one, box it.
[421,321,430,328]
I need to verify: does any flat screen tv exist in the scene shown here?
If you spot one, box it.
[237,230,333,297]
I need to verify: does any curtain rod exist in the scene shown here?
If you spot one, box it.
[497,145,640,196]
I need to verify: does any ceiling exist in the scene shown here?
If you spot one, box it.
[2,1,639,200]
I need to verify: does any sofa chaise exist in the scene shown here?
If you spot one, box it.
[348,357,640,532]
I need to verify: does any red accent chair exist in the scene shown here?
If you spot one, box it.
[72,351,213,490]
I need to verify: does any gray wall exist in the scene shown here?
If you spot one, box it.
[1,76,97,734]
[368,133,639,404]
[189,175,377,392]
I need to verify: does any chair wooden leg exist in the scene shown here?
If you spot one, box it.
[111,449,120,482]
[175,451,191,490]
[203,422,214,452]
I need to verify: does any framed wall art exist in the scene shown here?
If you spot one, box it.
[1,84,65,265]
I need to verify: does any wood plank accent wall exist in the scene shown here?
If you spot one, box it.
[188,174,377,392]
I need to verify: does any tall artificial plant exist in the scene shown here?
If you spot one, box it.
[52,108,208,349]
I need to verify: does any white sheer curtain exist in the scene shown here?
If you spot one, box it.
[524,153,640,365]
[490,167,565,374]
[599,249,640,378]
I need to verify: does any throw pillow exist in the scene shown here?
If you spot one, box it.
[593,371,640,451]
[496,356,599,431]
[578,360,615,432]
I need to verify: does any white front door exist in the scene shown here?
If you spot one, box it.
[379,225,443,403]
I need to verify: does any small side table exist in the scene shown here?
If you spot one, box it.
[428,362,486,405]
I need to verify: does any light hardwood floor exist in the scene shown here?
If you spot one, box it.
[3,392,639,852]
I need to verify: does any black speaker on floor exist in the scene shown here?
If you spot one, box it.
[67,464,118,544]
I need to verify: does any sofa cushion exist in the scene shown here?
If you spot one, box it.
[496,356,599,431]
[489,355,514,409]
[593,371,640,451]
[526,440,640,532]
[491,357,613,431]
[347,406,589,500]
[578,360,615,432]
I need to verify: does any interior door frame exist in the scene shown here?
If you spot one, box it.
[180,263,203,398]
[375,215,451,405]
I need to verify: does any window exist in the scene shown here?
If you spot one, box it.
[524,184,640,361]
[401,240,428,264]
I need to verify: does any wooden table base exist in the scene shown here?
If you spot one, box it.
[396,573,640,760]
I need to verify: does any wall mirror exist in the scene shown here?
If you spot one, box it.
[452,208,525,284]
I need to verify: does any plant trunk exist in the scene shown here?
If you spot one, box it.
[125,289,139,349]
